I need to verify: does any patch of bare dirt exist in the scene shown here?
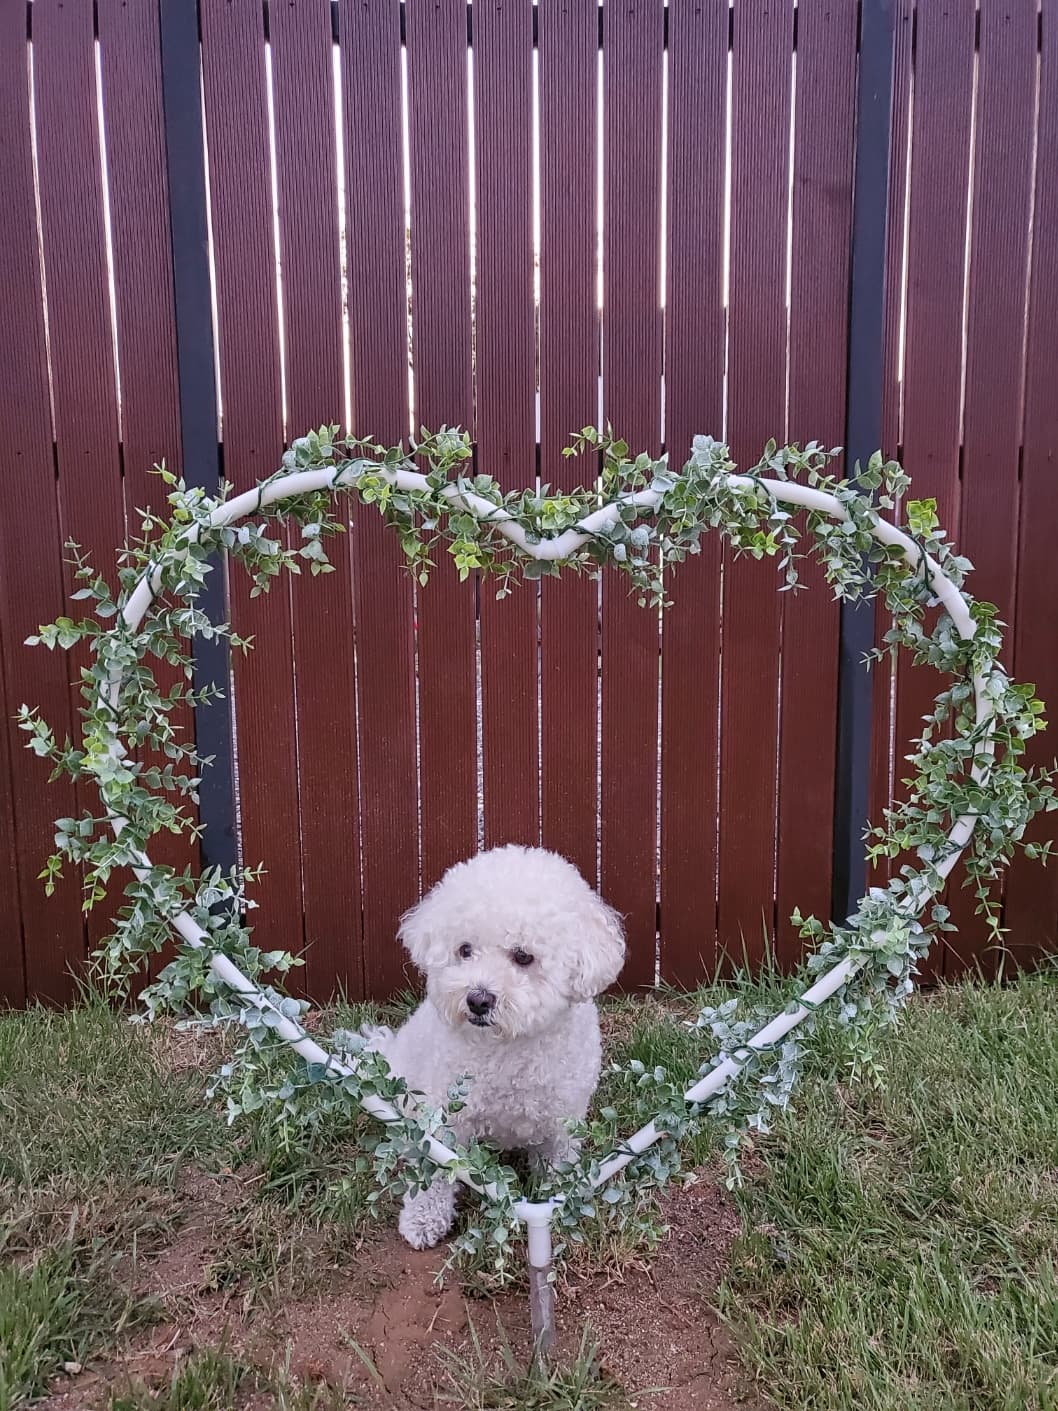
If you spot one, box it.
[123,1169,242,1303]
[565,1175,762,1410]
[38,1167,766,1411]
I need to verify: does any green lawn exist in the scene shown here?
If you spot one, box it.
[722,977,1058,1411]
[1,975,1056,1409]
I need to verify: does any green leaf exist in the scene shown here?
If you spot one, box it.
[906,498,939,538]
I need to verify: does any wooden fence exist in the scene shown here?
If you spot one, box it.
[0,0,1055,1006]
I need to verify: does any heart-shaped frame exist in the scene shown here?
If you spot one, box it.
[24,429,1050,1351]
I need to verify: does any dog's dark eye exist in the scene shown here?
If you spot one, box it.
[457,943,473,960]
[511,949,534,967]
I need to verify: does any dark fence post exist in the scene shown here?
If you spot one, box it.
[833,0,896,925]
[158,0,238,875]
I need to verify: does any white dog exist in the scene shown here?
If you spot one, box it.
[365,844,626,1250]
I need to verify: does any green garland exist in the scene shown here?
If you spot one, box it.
[18,424,1056,1277]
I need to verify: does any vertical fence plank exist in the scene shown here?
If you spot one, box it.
[892,0,975,976]
[1004,2,1058,968]
[271,0,363,999]
[97,0,189,979]
[32,0,125,586]
[601,0,664,985]
[869,0,914,891]
[719,0,793,966]
[946,0,1037,975]
[538,0,599,889]
[957,0,1036,662]
[406,0,477,890]
[892,0,975,735]
[97,1,181,515]
[0,621,25,1006]
[777,0,857,960]
[0,3,83,1004]
[880,0,913,460]
[199,1,304,962]
[475,0,538,853]
[32,0,129,973]
[340,0,418,995]
[658,0,726,986]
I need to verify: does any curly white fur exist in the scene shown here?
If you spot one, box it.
[365,844,626,1249]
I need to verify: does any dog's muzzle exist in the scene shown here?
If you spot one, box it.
[466,988,496,1026]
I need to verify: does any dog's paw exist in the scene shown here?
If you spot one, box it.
[358,1023,394,1051]
[399,1190,455,1250]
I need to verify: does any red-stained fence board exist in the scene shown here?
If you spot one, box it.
[891,0,975,712]
[405,0,477,891]
[32,0,125,585]
[0,619,25,1006]
[475,0,538,854]
[271,0,363,1000]
[880,0,914,463]
[538,0,600,891]
[601,0,664,986]
[339,0,418,996]
[892,0,975,977]
[97,1,181,516]
[199,1,304,963]
[1004,2,1058,967]
[0,3,83,1004]
[946,0,1037,975]
[33,0,128,976]
[718,0,793,967]
[776,0,857,962]
[658,0,726,986]
[97,0,189,980]
[868,0,914,889]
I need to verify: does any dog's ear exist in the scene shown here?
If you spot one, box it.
[398,892,450,971]
[563,894,626,1001]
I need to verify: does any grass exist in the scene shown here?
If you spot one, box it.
[437,1325,625,1409]
[0,1250,142,1411]
[3,974,1058,1409]
[0,998,224,1189]
[100,1335,619,1411]
[0,992,394,1408]
[721,975,1058,1411]
[0,999,226,1410]
[106,1347,248,1411]
[105,1345,342,1411]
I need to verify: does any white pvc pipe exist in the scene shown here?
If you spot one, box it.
[94,452,993,1349]
[523,1206,557,1355]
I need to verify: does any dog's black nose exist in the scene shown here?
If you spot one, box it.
[466,989,495,1018]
